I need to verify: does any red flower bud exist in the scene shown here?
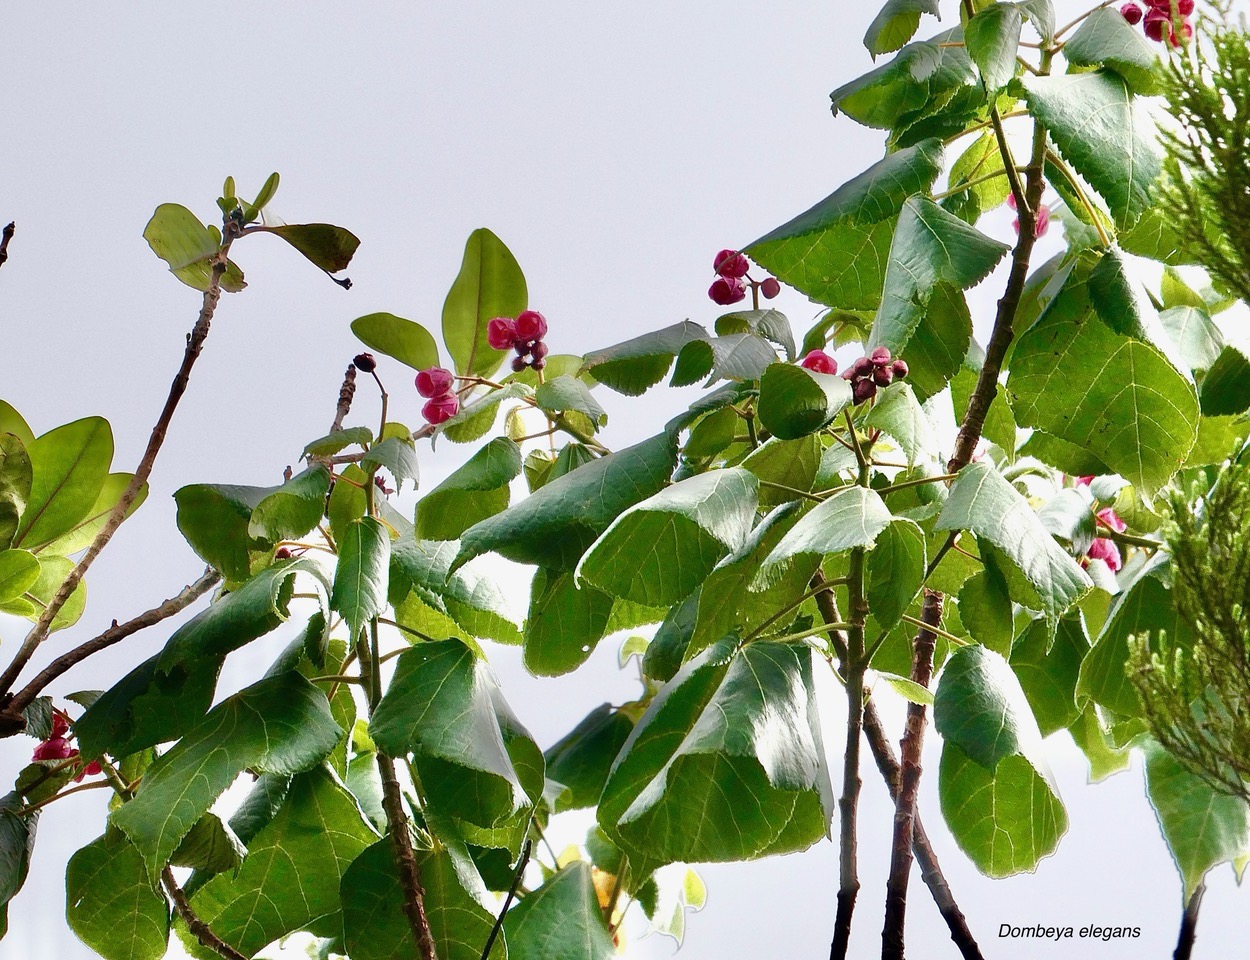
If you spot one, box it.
[800,350,837,375]
[1096,507,1127,533]
[852,356,875,376]
[872,364,894,387]
[708,276,747,306]
[422,394,460,425]
[1177,0,1194,13]
[511,356,528,373]
[531,341,549,362]
[713,249,750,278]
[870,346,892,365]
[274,546,293,560]
[33,737,77,762]
[515,310,548,341]
[352,353,377,373]
[487,317,518,350]
[50,713,69,740]
[760,277,781,299]
[1143,12,1168,41]
[416,367,455,398]
[852,378,877,404]
[532,357,547,372]
[891,359,909,379]
[1120,2,1143,24]
[1086,537,1123,573]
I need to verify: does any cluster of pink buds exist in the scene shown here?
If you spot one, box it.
[1075,477,1127,573]
[708,250,781,306]
[1006,193,1051,238]
[31,712,101,782]
[416,367,459,425]
[842,346,908,403]
[488,310,549,373]
[1121,0,1193,45]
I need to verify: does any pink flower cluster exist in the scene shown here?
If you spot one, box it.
[487,310,549,373]
[708,250,781,306]
[31,712,101,782]
[842,346,908,404]
[1075,476,1127,573]
[1121,0,1193,45]
[416,367,459,425]
[1006,193,1051,238]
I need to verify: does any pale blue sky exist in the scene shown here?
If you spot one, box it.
[0,2,1246,958]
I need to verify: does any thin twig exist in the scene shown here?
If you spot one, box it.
[0,222,14,270]
[8,569,219,717]
[163,867,248,960]
[481,840,532,960]
[0,238,236,718]
[1174,883,1205,960]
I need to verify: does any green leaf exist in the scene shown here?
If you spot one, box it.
[183,767,376,958]
[351,313,441,372]
[577,469,759,607]
[302,426,373,459]
[66,830,169,960]
[643,593,701,683]
[155,560,311,671]
[746,139,945,309]
[939,746,1067,877]
[599,641,834,866]
[1160,267,1208,311]
[936,463,1090,618]
[35,472,147,557]
[264,223,360,277]
[343,841,505,960]
[671,334,778,387]
[1200,344,1250,416]
[864,381,939,466]
[535,376,608,428]
[1010,614,1089,736]
[417,438,520,541]
[684,407,739,461]
[1068,706,1131,782]
[360,437,420,496]
[0,402,34,447]
[76,653,224,760]
[170,814,244,876]
[0,792,37,937]
[370,639,541,829]
[756,363,852,440]
[523,569,615,677]
[715,309,796,360]
[1063,6,1161,95]
[867,519,927,631]
[247,466,331,543]
[1007,254,1199,496]
[863,0,940,56]
[19,554,86,631]
[1144,742,1250,900]
[112,672,340,880]
[440,382,530,445]
[1017,431,1110,476]
[1019,71,1161,228]
[175,482,278,582]
[1161,305,1223,373]
[455,433,677,571]
[898,283,973,400]
[956,566,1013,656]
[331,517,390,641]
[545,706,636,812]
[443,228,528,378]
[1018,0,1054,39]
[756,486,893,588]
[143,203,245,293]
[869,197,1010,361]
[742,435,822,507]
[965,3,1023,92]
[389,535,522,645]
[950,362,1015,457]
[14,416,113,550]
[0,549,39,604]
[580,322,706,396]
[941,132,1010,225]
[0,434,32,549]
[503,862,614,960]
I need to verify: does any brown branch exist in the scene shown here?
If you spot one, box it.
[377,753,439,960]
[881,589,944,960]
[813,580,984,960]
[0,239,235,713]
[329,363,358,434]
[163,867,248,960]
[7,569,219,717]
[0,222,13,270]
[1174,884,1205,960]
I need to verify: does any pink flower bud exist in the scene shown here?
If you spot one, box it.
[1006,192,1017,211]
[1075,475,1095,487]
[852,378,877,404]
[708,276,747,306]
[416,367,455,398]
[511,357,528,373]
[1086,537,1123,573]
[872,364,894,387]
[891,359,909,379]
[32,737,77,762]
[1096,507,1127,533]
[515,310,548,341]
[713,249,750,278]
[531,341,549,362]
[1177,0,1194,13]
[1034,205,1051,238]
[1144,12,1168,41]
[761,277,781,299]
[870,346,892,365]
[487,317,518,350]
[1120,2,1143,24]
[50,713,69,740]
[800,350,837,376]
[852,356,875,376]
[422,394,460,425]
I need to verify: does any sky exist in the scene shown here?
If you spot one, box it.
[0,1,1247,958]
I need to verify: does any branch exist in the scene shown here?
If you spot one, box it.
[6,569,219,717]
[481,839,531,960]
[881,589,944,960]
[0,242,235,709]
[163,867,248,960]
[1173,883,1205,960]
[0,222,13,270]
[813,580,984,960]
[377,752,440,960]
[330,362,358,434]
